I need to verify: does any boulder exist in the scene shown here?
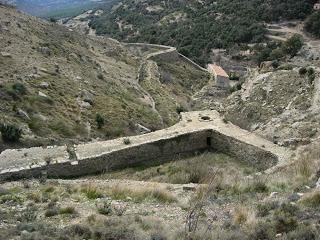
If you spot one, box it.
[288,193,301,202]
[1,52,12,57]
[135,123,151,134]
[79,101,92,109]
[80,90,94,105]
[39,82,49,89]
[38,47,51,56]
[316,178,320,189]
[38,91,48,98]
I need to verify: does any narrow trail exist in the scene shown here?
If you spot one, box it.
[266,22,320,51]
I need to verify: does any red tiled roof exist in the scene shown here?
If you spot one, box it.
[208,64,229,78]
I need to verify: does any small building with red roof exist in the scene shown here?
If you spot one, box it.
[207,64,230,89]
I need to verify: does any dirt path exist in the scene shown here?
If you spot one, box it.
[266,22,320,50]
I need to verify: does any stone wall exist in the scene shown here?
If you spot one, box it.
[0,129,280,182]
[0,130,211,181]
[0,110,288,182]
[209,131,278,170]
[124,42,209,72]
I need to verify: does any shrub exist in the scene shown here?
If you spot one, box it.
[233,207,249,225]
[272,203,299,233]
[64,224,92,239]
[176,105,185,114]
[49,17,57,23]
[81,185,103,199]
[282,34,303,57]
[299,67,307,75]
[307,67,315,76]
[97,73,104,80]
[256,201,278,217]
[97,200,113,215]
[109,185,177,203]
[299,191,320,208]
[12,83,27,95]
[123,138,131,145]
[0,123,22,142]
[45,208,59,217]
[244,179,269,193]
[59,206,76,215]
[307,67,316,84]
[249,222,275,240]
[304,12,320,38]
[287,224,317,240]
[95,113,105,129]
[229,72,240,81]
[271,60,279,69]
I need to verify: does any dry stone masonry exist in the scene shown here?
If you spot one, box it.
[0,110,291,182]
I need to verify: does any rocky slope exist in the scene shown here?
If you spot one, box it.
[0,4,209,149]
[222,26,320,148]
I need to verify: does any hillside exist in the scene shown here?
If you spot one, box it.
[1,0,118,18]
[0,4,209,149]
[1,3,320,240]
[89,0,317,65]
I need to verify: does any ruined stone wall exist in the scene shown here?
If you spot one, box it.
[209,131,278,170]
[0,130,211,181]
[0,110,287,182]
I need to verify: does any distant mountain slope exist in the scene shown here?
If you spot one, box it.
[89,0,317,65]
[2,0,118,18]
[0,4,209,148]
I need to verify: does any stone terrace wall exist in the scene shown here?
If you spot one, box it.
[210,131,278,171]
[124,43,209,72]
[0,110,289,182]
[0,130,211,181]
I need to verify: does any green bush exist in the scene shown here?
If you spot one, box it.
[45,208,59,217]
[305,12,320,38]
[6,82,27,99]
[271,60,279,69]
[307,68,316,84]
[123,138,131,145]
[272,203,299,233]
[97,200,113,215]
[249,222,275,240]
[81,185,104,199]
[59,206,76,215]
[95,113,105,129]
[299,67,307,75]
[229,72,240,81]
[307,67,315,76]
[287,224,317,240]
[0,123,22,142]
[256,201,278,217]
[12,83,27,95]
[282,34,304,57]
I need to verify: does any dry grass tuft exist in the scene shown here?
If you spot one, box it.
[233,206,256,226]
[80,184,104,199]
[108,184,177,203]
[299,191,320,208]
